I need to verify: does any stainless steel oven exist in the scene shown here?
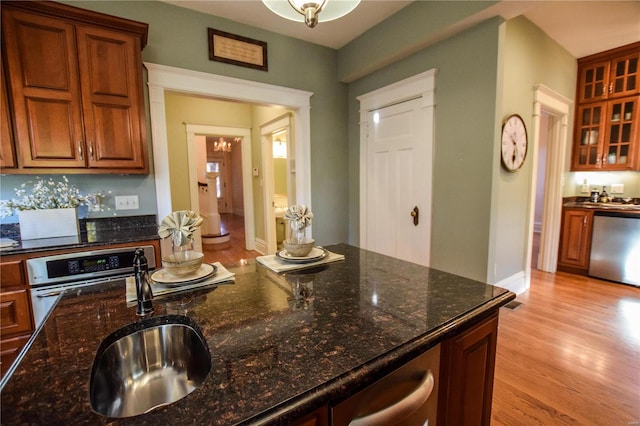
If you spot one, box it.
[27,245,156,328]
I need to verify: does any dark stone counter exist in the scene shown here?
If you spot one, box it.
[0,215,159,255]
[0,244,514,425]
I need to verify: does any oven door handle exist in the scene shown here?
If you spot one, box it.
[36,291,64,298]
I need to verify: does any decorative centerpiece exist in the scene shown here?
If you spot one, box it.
[283,204,314,257]
[158,210,204,277]
[0,176,101,240]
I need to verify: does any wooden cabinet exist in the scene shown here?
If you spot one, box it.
[572,42,640,171]
[438,313,499,426]
[1,1,149,174]
[1,61,16,169]
[0,259,34,378]
[558,208,594,274]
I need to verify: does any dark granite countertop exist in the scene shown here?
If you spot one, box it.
[0,244,515,425]
[0,215,159,255]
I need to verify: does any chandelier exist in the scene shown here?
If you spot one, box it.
[262,0,360,29]
[212,137,241,153]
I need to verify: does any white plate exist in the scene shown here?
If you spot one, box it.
[276,247,327,264]
[150,263,216,286]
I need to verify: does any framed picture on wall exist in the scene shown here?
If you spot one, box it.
[208,28,268,71]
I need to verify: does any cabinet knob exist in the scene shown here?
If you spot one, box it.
[89,142,94,160]
[78,143,83,160]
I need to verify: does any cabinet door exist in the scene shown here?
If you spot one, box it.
[76,25,147,170]
[439,314,498,426]
[572,103,605,170]
[2,9,86,169]
[1,334,30,378]
[0,289,33,338]
[1,60,17,169]
[578,61,610,103]
[609,51,639,98]
[603,98,638,169]
[558,209,593,270]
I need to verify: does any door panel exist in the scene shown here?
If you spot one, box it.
[366,98,430,266]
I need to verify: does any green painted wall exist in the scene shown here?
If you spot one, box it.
[348,17,502,281]
[338,1,498,82]
[490,16,577,283]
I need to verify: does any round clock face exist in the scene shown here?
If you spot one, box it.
[501,114,528,172]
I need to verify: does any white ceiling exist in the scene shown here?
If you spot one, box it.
[163,1,640,57]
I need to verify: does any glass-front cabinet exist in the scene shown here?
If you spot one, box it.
[572,42,640,171]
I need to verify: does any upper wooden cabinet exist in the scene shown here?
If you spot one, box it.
[578,44,639,103]
[572,42,640,171]
[1,1,149,174]
[1,61,17,169]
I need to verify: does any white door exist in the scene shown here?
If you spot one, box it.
[365,97,431,265]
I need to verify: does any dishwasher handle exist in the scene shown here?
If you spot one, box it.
[349,370,434,426]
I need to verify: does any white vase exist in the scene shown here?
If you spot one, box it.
[18,208,80,240]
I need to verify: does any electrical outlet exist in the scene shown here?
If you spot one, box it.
[581,183,589,193]
[611,184,624,194]
[115,195,139,210]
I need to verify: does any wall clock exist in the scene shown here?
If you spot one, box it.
[501,114,528,172]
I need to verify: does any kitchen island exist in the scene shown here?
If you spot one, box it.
[0,244,515,425]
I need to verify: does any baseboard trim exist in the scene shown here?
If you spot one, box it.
[496,271,527,295]
[254,238,267,255]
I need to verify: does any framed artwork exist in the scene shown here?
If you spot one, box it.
[208,28,268,71]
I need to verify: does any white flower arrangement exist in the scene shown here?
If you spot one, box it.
[284,204,313,230]
[158,210,203,247]
[0,176,102,218]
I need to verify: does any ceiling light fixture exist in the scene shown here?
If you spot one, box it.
[262,0,360,29]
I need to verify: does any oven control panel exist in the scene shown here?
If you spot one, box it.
[27,245,156,287]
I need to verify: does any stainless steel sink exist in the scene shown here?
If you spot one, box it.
[89,317,211,418]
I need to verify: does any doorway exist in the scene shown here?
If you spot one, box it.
[261,113,294,254]
[525,85,572,284]
[357,70,436,266]
[145,63,313,257]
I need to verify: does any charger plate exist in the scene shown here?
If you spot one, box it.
[276,247,328,264]
[150,263,217,286]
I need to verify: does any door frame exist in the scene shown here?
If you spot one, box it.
[145,63,313,255]
[260,114,292,254]
[185,124,253,249]
[357,69,437,265]
[525,84,573,282]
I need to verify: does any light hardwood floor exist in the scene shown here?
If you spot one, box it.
[201,213,260,266]
[492,269,640,425]
[202,228,639,424]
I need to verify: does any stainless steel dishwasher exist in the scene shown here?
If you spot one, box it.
[589,211,640,286]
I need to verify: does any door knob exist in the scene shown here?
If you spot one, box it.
[410,206,419,226]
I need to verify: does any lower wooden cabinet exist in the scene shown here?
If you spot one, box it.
[438,313,499,426]
[0,334,30,377]
[0,258,34,379]
[558,208,594,273]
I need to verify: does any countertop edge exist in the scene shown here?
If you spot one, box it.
[243,290,516,425]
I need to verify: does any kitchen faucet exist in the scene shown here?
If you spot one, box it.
[133,248,154,316]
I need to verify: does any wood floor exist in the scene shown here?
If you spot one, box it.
[201,225,639,424]
[492,269,640,425]
[201,213,260,266]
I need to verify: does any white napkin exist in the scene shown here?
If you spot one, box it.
[256,249,345,273]
[126,262,234,303]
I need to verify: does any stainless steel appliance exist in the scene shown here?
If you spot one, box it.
[27,245,156,328]
[589,212,640,286]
